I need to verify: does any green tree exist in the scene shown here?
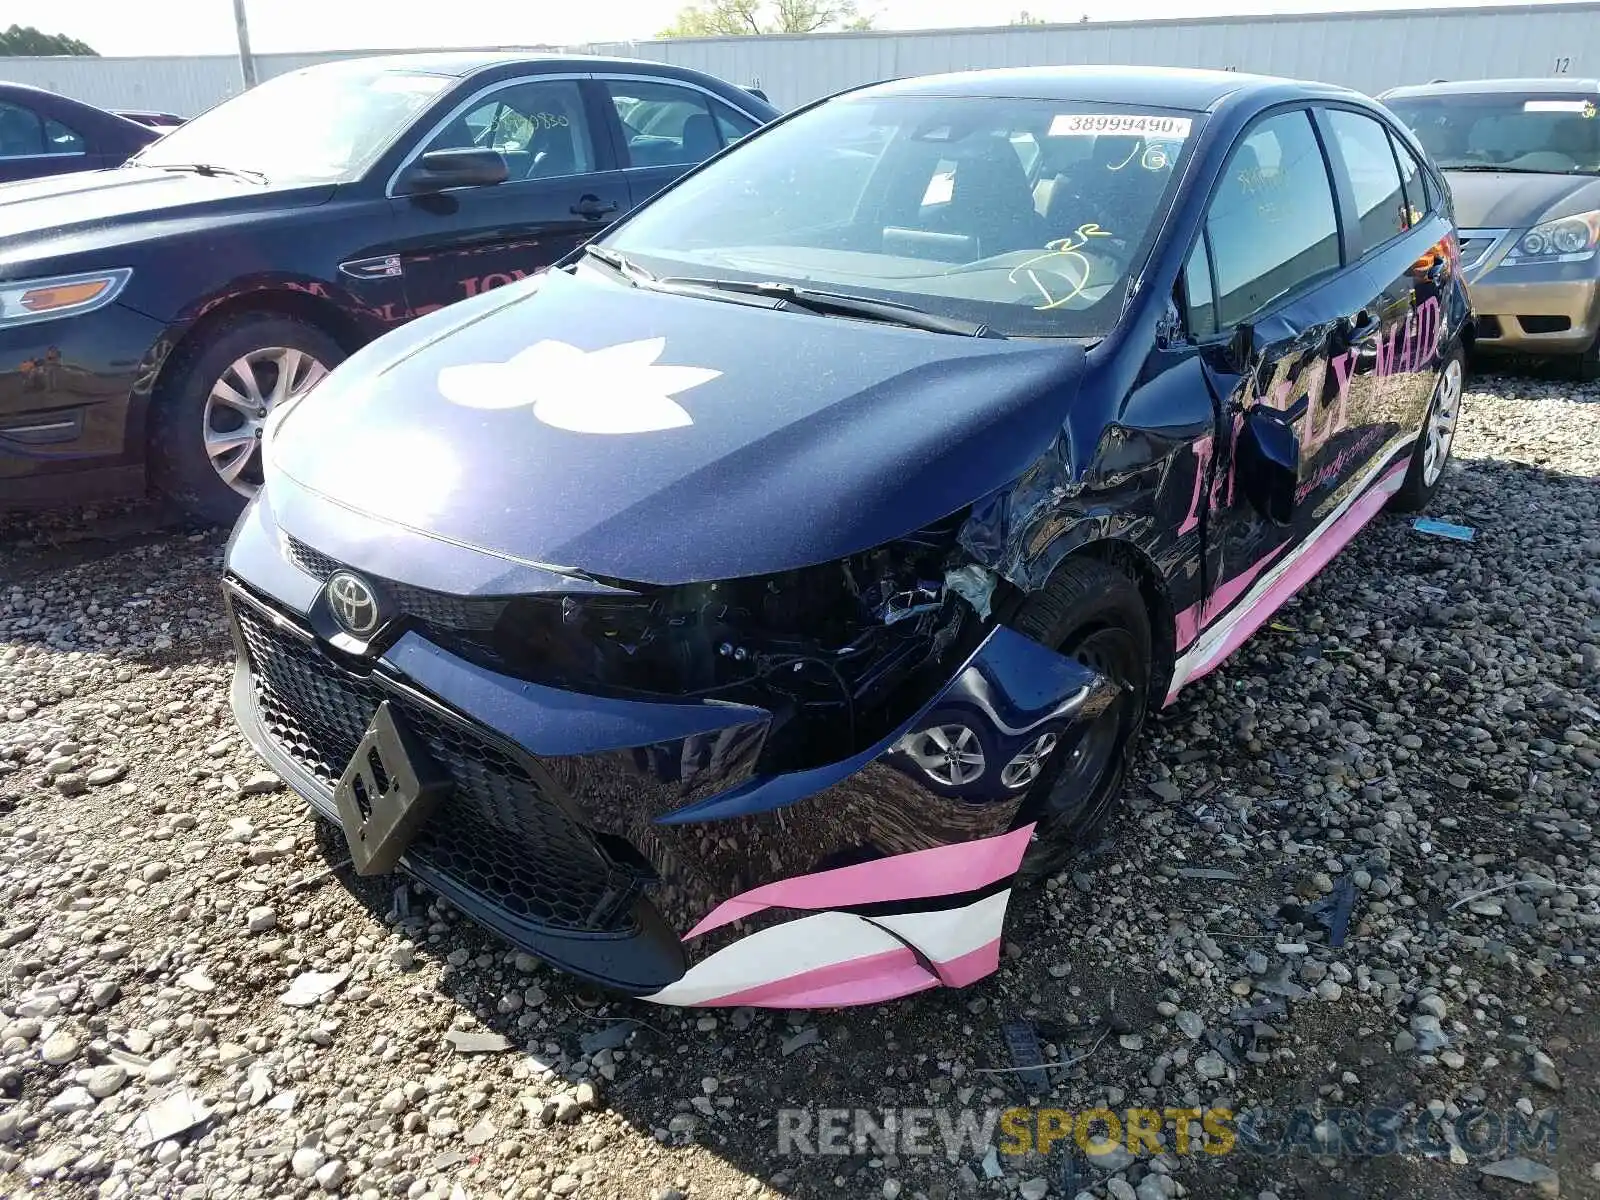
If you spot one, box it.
[0,24,97,55]
[658,0,872,37]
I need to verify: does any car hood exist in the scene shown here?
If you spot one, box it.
[0,166,335,274]
[268,267,1086,586]
[1443,169,1600,229]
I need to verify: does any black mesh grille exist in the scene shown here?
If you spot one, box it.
[285,536,341,580]
[233,599,641,933]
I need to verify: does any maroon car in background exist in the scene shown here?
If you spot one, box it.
[0,81,161,183]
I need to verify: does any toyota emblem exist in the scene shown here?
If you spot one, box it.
[326,571,381,638]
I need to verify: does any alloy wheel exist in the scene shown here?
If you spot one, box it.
[202,346,329,495]
[901,724,987,787]
[1001,730,1059,789]
[1421,357,1462,487]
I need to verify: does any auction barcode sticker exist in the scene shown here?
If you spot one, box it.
[1049,113,1194,138]
[1524,99,1595,114]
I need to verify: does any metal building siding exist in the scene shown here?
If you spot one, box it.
[0,3,1595,115]
[587,3,1600,107]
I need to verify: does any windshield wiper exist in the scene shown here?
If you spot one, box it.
[1438,163,1564,174]
[655,276,1003,338]
[145,162,270,184]
[580,244,657,286]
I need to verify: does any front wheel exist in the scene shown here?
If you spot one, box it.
[148,313,346,524]
[1389,345,1464,513]
[1008,558,1153,884]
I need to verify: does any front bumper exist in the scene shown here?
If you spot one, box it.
[1460,231,1600,355]
[223,491,1118,1007]
[0,303,167,506]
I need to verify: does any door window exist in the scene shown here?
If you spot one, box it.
[0,102,43,158]
[710,99,759,145]
[422,80,593,180]
[1389,133,1431,226]
[44,116,86,155]
[1184,237,1217,338]
[1325,109,1411,251]
[1206,109,1341,328]
[606,80,723,168]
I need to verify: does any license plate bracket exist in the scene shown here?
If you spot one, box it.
[333,700,450,876]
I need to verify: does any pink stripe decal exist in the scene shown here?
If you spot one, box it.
[1174,540,1291,650]
[701,948,940,1008]
[933,938,1003,988]
[1166,462,1407,703]
[685,824,1035,939]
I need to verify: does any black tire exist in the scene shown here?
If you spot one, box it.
[148,313,347,525]
[1577,332,1600,384]
[1009,557,1153,884]
[1389,343,1464,514]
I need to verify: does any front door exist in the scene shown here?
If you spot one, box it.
[388,77,630,317]
[1173,107,1364,691]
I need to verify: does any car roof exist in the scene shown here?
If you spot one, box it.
[291,50,723,79]
[1384,77,1600,98]
[858,64,1366,111]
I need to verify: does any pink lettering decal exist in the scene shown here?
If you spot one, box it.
[1329,349,1357,412]
[1297,356,1334,458]
[1209,409,1244,513]
[1375,323,1400,379]
[1417,295,1441,366]
[1177,435,1213,536]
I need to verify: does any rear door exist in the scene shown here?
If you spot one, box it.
[1314,105,1453,486]
[1178,107,1368,683]
[387,74,630,316]
[594,74,761,210]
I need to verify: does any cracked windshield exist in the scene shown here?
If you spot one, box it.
[602,96,1203,337]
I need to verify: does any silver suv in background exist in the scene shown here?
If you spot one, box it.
[1383,77,1600,377]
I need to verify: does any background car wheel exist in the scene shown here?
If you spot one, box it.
[1577,331,1600,383]
[1389,344,1464,513]
[149,313,345,524]
[1007,557,1153,885]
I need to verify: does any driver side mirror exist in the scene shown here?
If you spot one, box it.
[394,148,509,195]
[1227,321,1256,374]
[1235,405,1301,526]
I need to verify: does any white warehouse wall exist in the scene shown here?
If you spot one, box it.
[0,2,1595,117]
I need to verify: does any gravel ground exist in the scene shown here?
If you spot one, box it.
[1,369,1596,1200]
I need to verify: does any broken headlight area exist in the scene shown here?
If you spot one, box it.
[419,516,995,772]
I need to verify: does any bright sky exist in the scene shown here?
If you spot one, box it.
[5,0,1591,56]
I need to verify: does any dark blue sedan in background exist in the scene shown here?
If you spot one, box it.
[0,81,160,182]
[0,53,777,517]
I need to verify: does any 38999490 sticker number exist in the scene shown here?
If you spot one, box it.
[1049,113,1195,138]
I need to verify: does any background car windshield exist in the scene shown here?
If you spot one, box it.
[602,94,1203,338]
[132,63,451,183]
[1386,93,1600,174]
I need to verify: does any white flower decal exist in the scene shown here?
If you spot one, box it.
[436,337,721,434]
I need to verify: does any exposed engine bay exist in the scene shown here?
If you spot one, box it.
[439,515,995,771]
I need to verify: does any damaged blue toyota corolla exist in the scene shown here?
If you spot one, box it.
[224,66,1471,1007]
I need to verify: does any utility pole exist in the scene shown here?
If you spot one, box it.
[232,0,258,89]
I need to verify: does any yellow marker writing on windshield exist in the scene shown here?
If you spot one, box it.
[1008,222,1114,311]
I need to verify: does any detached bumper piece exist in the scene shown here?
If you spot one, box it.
[225,576,1118,1007]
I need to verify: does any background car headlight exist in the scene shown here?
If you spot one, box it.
[1503,211,1600,266]
[0,269,133,327]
